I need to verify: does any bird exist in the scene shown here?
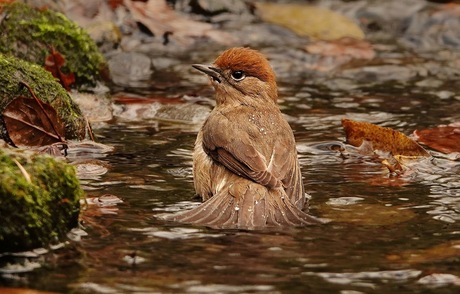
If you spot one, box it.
[163,47,321,229]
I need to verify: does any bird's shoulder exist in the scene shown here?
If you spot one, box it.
[208,104,283,129]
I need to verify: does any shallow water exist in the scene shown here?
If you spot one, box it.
[2,64,460,293]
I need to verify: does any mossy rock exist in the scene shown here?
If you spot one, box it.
[0,146,83,252]
[0,2,106,88]
[0,53,86,140]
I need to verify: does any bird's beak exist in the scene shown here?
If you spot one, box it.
[192,64,222,83]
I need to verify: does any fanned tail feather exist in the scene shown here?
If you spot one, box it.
[159,183,323,229]
[160,190,238,227]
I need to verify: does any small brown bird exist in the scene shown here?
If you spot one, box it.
[165,47,320,229]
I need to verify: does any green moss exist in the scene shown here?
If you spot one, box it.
[0,2,106,87]
[0,147,83,252]
[0,53,86,140]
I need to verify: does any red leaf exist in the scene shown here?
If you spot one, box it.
[44,46,75,91]
[414,124,460,154]
[108,0,124,10]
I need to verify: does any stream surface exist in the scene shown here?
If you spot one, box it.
[2,48,460,293]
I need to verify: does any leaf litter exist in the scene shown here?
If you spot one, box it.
[2,82,67,154]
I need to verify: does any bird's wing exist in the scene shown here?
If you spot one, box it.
[202,112,286,189]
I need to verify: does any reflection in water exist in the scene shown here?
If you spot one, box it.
[2,89,460,293]
[2,66,460,294]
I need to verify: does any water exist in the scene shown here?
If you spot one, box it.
[2,67,460,293]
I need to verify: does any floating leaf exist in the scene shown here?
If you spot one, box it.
[3,96,65,147]
[414,124,460,154]
[256,3,364,40]
[342,119,430,157]
[44,46,75,91]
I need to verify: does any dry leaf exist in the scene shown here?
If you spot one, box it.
[3,96,66,147]
[256,2,364,41]
[342,119,429,157]
[124,0,236,46]
[414,124,460,154]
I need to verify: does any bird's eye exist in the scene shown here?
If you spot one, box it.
[231,70,245,81]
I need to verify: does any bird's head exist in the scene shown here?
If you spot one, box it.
[193,47,278,105]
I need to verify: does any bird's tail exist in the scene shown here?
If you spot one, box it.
[158,183,323,229]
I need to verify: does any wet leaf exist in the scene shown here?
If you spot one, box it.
[80,194,125,237]
[387,240,460,265]
[44,46,75,91]
[414,124,460,154]
[3,96,66,147]
[342,119,430,157]
[320,203,415,225]
[256,3,364,40]
[36,143,68,157]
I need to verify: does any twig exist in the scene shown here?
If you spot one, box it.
[13,158,31,183]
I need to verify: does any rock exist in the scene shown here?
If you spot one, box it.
[112,100,210,124]
[0,144,83,252]
[231,23,308,48]
[0,54,86,141]
[71,92,113,123]
[178,0,255,28]
[401,3,460,50]
[184,0,251,16]
[0,2,106,88]
[107,52,153,88]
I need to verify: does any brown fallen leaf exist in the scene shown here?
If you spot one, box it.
[124,0,236,46]
[2,83,66,148]
[414,124,460,154]
[3,96,65,147]
[342,119,430,157]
